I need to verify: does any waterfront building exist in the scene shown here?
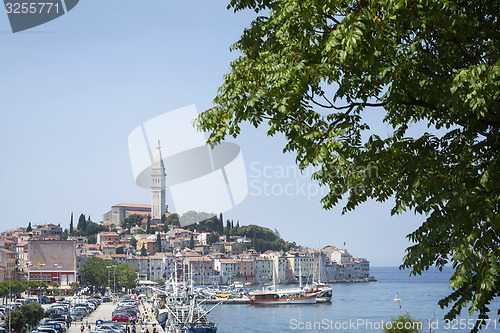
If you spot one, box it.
[214,258,237,284]
[235,258,255,284]
[268,252,287,283]
[184,256,214,285]
[16,241,29,269]
[0,248,18,278]
[286,252,315,281]
[254,256,273,283]
[27,240,77,286]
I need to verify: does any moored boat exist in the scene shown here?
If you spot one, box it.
[246,289,319,304]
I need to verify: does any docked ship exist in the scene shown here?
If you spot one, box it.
[246,288,319,304]
[161,296,219,333]
[306,282,333,303]
[153,274,221,333]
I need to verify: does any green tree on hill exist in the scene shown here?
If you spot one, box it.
[156,233,162,252]
[122,214,144,233]
[77,213,86,232]
[129,237,138,249]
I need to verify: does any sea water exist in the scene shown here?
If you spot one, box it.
[211,267,500,332]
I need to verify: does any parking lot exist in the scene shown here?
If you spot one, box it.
[40,298,161,333]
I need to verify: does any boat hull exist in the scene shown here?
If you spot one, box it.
[247,292,318,304]
[180,328,217,333]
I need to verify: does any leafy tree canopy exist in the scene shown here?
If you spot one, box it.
[197,0,499,330]
[181,212,223,234]
[81,256,108,288]
[83,221,107,236]
[20,302,44,327]
[129,237,138,249]
[122,214,144,232]
[116,263,138,290]
[383,312,423,333]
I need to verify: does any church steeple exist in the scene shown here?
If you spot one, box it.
[151,140,166,220]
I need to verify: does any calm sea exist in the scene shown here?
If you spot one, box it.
[210,267,500,332]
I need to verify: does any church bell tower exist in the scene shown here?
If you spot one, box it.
[151,140,166,220]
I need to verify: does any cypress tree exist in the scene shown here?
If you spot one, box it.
[26,222,32,232]
[69,212,74,235]
[156,233,162,252]
[189,234,195,249]
[226,221,231,242]
[77,214,86,233]
[218,213,224,234]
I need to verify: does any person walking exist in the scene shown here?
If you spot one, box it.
[80,324,85,333]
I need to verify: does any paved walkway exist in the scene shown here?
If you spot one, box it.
[66,301,115,333]
[41,298,163,333]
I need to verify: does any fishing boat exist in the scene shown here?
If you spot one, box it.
[153,267,221,333]
[163,296,220,333]
[306,283,333,303]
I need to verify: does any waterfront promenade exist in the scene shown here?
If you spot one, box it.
[42,298,162,333]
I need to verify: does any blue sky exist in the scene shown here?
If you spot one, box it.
[0,0,426,266]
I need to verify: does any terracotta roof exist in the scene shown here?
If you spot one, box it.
[114,203,151,208]
[218,259,236,264]
[98,232,119,237]
[186,256,212,262]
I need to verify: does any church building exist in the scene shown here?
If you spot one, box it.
[103,141,168,226]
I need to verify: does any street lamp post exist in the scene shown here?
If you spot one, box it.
[106,266,111,294]
[29,263,45,298]
[39,264,46,295]
[113,266,116,295]
[53,264,62,297]
[107,265,117,296]
[26,261,32,298]
[26,261,45,301]
[0,264,20,333]
[57,265,62,296]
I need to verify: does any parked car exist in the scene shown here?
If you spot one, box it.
[96,324,125,333]
[111,313,135,323]
[35,323,64,333]
[70,310,86,321]
[31,328,58,333]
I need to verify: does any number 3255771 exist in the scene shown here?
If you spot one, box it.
[5,2,60,14]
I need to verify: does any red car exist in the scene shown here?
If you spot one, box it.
[112,313,135,323]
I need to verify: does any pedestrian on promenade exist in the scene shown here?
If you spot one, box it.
[80,324,84,333]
